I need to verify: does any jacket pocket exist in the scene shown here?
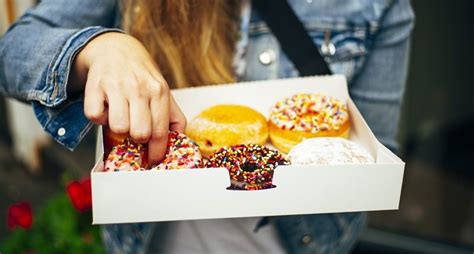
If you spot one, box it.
[273,212,366,254]
[246,23,370,82]
[309,27,368,81]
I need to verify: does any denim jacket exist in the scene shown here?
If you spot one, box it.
[0,0,414,253]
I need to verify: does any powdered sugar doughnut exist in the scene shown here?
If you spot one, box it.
[288,138,374,165]
[153,132,203,170]
[104,138,147,172]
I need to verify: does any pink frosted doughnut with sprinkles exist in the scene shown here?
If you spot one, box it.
[104,132,202,172]
[104,138,147,172]
[153,132,203,170]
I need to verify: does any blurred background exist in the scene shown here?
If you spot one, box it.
[1,0,473,253]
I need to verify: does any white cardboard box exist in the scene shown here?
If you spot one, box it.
[91,75,405,224]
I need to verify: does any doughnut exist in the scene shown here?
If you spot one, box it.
[153,131,203,170]
[103,132,202,172]
[104,138,147,172]
[186,104,268,157]
[288,138,374,165]
[103,127,128,157]
[269,93,350,153]
[103,128,128,145]
[206,144,289,190]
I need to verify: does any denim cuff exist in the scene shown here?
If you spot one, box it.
[33,97,93,151]
[40,26,123,107]
[34,26,123,150]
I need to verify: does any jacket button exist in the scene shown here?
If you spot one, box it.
[321,42,336,56]
[301,234,312,245]
[57,127,66,136]
[259,49,276,65]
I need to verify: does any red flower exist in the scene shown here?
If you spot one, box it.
[7,202,33,230]
[66,177,92,212]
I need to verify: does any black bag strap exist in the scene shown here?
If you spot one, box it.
[253,0,332,76]
[253,0,332,232]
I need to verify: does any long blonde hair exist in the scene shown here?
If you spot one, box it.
[122,0,241,88]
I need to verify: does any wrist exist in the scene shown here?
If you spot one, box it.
[78,32,122,67]
[67,32,123,95]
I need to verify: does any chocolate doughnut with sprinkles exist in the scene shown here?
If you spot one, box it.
[206,144,289,190]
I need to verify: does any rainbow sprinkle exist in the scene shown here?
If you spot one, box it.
[104,138,146,172]
[270,93,349,133]
[154,132,203,170]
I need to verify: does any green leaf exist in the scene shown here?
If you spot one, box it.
[1,193,105,253]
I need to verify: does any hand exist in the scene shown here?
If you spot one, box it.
[69,32,186,165]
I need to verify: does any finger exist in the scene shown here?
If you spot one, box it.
[148,87,170,165]
[144,65,186,133]
[107,91,130,134]
[169,95,187,133]
[84,77,107,125]
[129,98,152,143]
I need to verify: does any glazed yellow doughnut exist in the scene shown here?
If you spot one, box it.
[186,104,268,157]
[269,93,350,154]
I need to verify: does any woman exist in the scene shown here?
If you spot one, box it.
[0,0,414,253]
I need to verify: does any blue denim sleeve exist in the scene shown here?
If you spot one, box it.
[349,0,415,152]
[0,0,122,150]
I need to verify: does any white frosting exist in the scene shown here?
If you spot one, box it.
[288,138,374,165]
